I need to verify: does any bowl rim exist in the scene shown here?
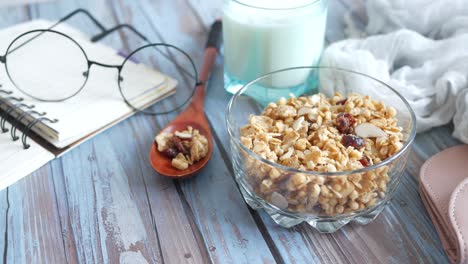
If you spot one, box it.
[225,66,417,176]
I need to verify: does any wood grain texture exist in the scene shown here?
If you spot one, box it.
[48,160,80,264]
[109,0,278,262]
[2,1,208,263]
[104,117,208,264]
[36,1,209,263]
[0,0,460,263]
[0,5,69,264]
[0,190,7,264]
[4,166,68,263]
[31,2,165,263]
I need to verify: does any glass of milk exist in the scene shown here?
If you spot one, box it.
[223,0,328,100]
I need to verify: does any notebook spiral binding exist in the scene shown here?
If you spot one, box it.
[0,86,58,149]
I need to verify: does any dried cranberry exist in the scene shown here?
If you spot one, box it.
[162,147,179,158]
[172,137,188,155]
[336,113,356,134]
[342,134,364,149]
[359,156,370,167]
[336,98,347,105]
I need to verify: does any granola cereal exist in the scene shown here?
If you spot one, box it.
[156,126,209,170]
[239,92,404,216]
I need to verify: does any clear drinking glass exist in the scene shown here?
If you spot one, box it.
[226,67,417,233]
[223,0,328,100]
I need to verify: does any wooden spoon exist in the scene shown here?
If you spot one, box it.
[149,20,221,178]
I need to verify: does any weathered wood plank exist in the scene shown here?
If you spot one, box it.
[178,143,279,263]
[4,166,68,264]
[30,1,209,263]
[105,116,210,264]
[184,0,223,30]
[110,0,279,262]
[0,190,7,264]
[25,1,207,263]
[57,133,165,264]
[0,5,72,264]
[0,5,29,28]
[103,0,218,262]
[48,160,80,264]
[0,6,31,263]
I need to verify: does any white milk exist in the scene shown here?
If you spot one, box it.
[223,0,327,90]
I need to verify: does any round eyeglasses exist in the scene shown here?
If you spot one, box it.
[1,29,199,115]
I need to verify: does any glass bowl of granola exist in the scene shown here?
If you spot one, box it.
[226,66,416,233]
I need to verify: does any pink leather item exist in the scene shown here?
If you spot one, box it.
[420,145,468,264]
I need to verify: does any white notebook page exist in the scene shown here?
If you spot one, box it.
[0,20,177,148]
[0,128,53,191]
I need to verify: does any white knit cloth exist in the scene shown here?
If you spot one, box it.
[321,0,468,143]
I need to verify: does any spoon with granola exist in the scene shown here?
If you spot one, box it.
[151,124,211,177]
[149,21,220,178]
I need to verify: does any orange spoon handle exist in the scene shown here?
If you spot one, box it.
[191,20,222,110]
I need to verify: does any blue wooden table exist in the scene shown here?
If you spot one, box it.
[0,0,460,263]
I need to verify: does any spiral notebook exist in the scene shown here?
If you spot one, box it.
[0,20,177,190]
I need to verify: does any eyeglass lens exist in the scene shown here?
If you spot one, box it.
[4,30,198,115]
[119,44,197,115]
[5,30,88,102]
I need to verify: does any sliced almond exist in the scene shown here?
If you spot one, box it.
[271,192,288,209]
[292,116,305,131]
[355,123,387,138]
[175,131,193,139]
[310,94,321,105]
[297,107,313,116]
[279,147,294,161]
[155,132,173,152]
[266,132,282,138]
